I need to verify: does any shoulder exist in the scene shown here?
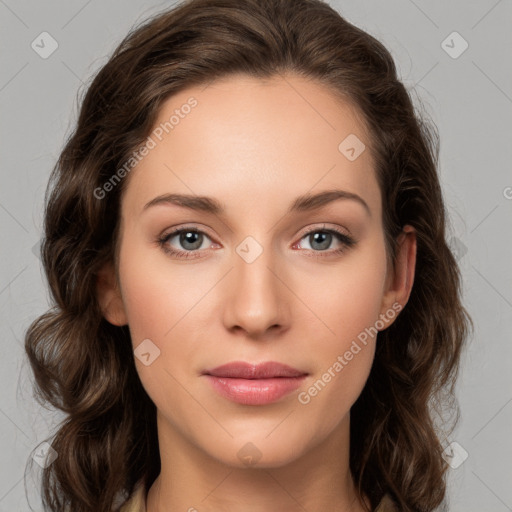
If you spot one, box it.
[117,481,147,512]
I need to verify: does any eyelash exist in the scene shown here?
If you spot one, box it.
[157,224,356,260]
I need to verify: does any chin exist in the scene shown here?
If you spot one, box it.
[203,433,311,469]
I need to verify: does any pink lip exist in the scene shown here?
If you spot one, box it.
[202,361,308,405]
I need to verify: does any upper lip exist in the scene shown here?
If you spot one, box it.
[202,361,308,379]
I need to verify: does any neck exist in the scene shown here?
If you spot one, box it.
[146,411,367,512]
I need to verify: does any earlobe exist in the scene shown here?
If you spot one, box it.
[96,261,128,326]
[379,225,417,327]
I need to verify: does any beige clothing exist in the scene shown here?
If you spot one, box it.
[118,481,146,512]
[118,481,398,512]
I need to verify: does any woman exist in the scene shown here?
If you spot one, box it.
[24,0,471,510]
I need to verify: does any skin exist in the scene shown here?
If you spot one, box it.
[97,73,416,512]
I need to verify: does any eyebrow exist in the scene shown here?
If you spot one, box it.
[142,189,371,217]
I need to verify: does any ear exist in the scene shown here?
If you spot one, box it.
[96,261,128,326]
[378,225,417,329]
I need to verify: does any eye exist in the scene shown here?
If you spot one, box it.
[293,225,356,256]
[157,227,216,259]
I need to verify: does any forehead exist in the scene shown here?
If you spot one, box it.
[121,73,380,221]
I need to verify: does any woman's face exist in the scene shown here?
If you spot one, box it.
[99,73,414,468]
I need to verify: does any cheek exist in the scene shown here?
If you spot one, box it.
[117,249,204,424]
[295,238,387,419]
[307,239,388,345]
[118,242,206,345]
[117,244,214,400]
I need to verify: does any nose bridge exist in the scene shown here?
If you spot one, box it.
[223,235,287,336]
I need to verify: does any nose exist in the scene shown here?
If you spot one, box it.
[222,245,290,339]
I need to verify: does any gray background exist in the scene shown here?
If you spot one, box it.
[1,0,511,510]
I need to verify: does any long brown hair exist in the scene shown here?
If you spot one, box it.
[24,0,471,510]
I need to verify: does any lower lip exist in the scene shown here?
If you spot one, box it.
[204,375,307,405]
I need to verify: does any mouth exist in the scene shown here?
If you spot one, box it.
[201,361,308,405]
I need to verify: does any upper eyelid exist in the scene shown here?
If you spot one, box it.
[300,224,351,237]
